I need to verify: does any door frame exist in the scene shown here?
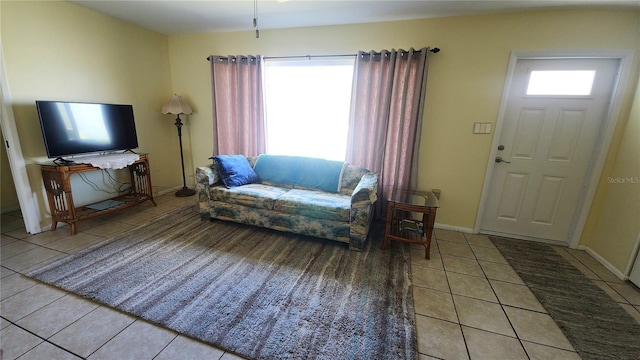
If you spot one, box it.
[0,42,41,234]
[475,50,634,248]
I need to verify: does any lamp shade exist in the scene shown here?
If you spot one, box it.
[162,94,193,115]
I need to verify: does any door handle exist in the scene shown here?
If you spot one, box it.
[495,156,511,164]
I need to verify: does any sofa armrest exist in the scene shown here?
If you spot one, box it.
[349,172,378,251]
[350,172,378,205]
[196,164,218,219]
[196,164,218,187]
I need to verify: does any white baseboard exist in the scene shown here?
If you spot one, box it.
[0,206,21,214]
[154,186,184,196]
[434,222,474,234]
[578,245,627,280]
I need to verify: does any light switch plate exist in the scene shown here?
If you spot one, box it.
[473,122,492,134]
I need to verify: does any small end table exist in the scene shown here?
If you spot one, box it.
[382,189,439,259]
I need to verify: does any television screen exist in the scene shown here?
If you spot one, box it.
[36,101,139,159]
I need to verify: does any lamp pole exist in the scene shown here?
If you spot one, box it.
[174,114,195,197]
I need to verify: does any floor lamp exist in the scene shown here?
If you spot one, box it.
[162,94,196,197]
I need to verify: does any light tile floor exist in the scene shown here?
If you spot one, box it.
[1,194,639,359]
[413,229,640,360]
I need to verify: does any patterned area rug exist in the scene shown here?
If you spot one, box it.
[490,236,640,360]
[28,206,416,360]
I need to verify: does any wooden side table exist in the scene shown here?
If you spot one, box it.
[40,154,156,235]
[382,190,439,259]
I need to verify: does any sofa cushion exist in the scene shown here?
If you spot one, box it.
[253,155,346,193]
[273,189,350,222]
[209,184,288,210]
[212,155,260,188]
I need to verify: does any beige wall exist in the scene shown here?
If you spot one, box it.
[0,0,19,213]
[167,9,639,273]
[582,77,640,272]
[1,1,175,226]
[1,132,20,212]
[167,10,639,222]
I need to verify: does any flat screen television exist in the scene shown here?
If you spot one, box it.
[36,100,139,162]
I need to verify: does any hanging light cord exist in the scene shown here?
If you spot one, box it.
[253,0,260,38]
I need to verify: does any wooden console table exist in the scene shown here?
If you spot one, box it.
[40,154,156,235]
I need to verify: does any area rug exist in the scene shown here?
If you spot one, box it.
[28,206,417,360]
[490,236,640,360]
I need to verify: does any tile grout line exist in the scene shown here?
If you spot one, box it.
[466,233,590,358]
[466,233,533,360]
[2,314,86,359]
[435,233,473,360]
[560,247,640,307]
[149,327,180,360]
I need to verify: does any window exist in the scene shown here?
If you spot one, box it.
[263,57,355,161]
[526,70,596,96]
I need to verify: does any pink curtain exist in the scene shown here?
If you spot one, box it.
[346,48,430,217]
[210,55,265,156]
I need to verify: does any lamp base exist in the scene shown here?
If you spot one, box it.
[175,188,196,197]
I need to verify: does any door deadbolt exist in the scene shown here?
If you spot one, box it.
[497,145,505,151]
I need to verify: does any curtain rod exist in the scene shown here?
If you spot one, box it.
[206,47,440,61]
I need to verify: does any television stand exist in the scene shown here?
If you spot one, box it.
[40,154,156,235]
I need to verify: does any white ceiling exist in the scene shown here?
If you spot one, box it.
[70,0,640,35]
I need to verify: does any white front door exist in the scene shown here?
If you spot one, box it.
[481,58,620,243]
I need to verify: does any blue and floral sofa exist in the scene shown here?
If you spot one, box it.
[195,154,378,251]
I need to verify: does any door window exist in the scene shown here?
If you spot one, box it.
[526,70,596,96]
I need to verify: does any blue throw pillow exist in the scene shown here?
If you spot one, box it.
[212,155,260,188]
